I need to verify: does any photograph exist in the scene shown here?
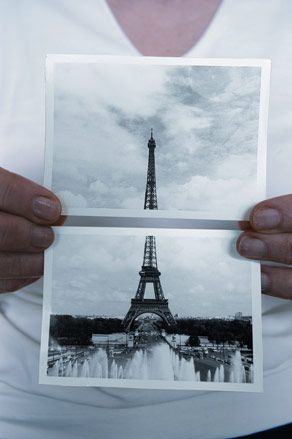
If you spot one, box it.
[44,55,270,220]
[39,227,262,392]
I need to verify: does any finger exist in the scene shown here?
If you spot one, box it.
[250,194,292,233]
[0,212,54,252]
[0,253,43,279]
[237,231,292,265]
[261,265,292,300]
[0,167,61,224]
[0,277,41,294]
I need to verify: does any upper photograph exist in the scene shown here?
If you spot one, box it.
[45,55,270,220]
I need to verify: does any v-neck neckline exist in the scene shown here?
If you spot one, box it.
[101,0,226,58]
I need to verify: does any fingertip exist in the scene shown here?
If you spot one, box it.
[31,225,55,249]
[250,205,281,231]
[32,195,62,223]
[260,265,292,300]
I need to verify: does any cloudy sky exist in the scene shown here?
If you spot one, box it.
[50,230,253,318]
[52,61,261,217]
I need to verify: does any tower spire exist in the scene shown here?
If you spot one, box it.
[144,129,158,209]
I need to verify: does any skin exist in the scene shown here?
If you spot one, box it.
[107,0,222,56]
[1,1,290,300]
[0,168,61,293]
[237,196,292,300]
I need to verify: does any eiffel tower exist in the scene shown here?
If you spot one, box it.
[123,130,176,331]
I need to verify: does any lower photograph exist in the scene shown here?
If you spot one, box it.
[39,227,262,392]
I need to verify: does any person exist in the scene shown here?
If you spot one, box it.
[0,1,292,437]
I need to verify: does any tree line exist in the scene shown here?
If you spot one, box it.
[50,315,123,345]
[50,315,252,348]
[168,317,252,348]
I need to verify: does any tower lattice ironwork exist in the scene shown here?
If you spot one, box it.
[123,130,176,331]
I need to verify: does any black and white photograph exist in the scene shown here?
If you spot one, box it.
[39,227,262,392]
[44,55,270,220]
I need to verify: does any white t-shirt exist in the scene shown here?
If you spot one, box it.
[1,1,292,438]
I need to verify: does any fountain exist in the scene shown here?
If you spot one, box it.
[109,360,118,379]
[213,368,219,382]
[147,344,174,380]
[118,365,124,379]
[65,360,73,377]
[178,356,197,381]
[48,342,251,384]
[125,349,146,379]
[49,359,60,376]
[231,350,246,383]
[71,360,78,377]
[219,364,225,382]
[249,364,254,382]
[80,358,90,377]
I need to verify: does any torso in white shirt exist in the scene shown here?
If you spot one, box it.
[0,1,292,438]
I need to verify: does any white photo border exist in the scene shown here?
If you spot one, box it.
[44,55,271,221]
[39,227,263,392]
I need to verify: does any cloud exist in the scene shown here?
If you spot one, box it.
[158,174,258,216]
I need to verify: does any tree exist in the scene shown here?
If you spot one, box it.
[186,335,200,347]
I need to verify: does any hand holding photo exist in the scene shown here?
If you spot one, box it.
[45,55,270,220]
